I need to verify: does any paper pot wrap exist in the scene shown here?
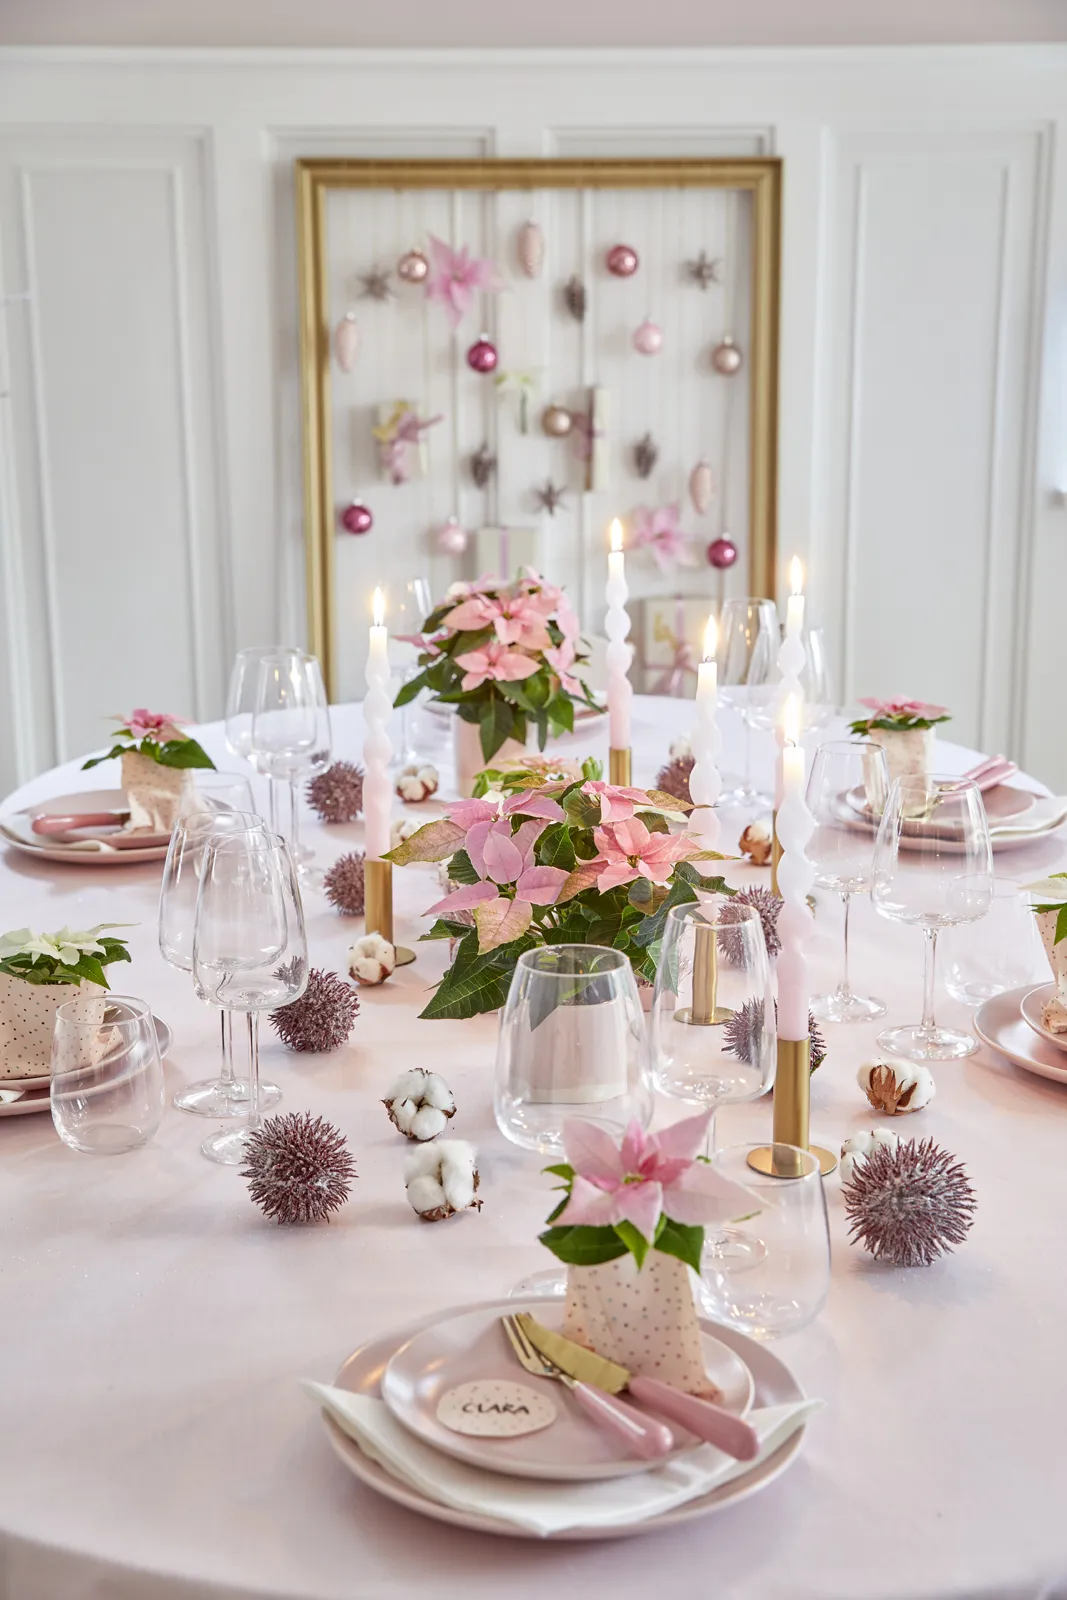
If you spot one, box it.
[0,973,107,1079]
[867,725,934,788]
[121,750,193,833]
[1035,910,1067,1033]
[453,718,529,800]
[563,1250,716,1398]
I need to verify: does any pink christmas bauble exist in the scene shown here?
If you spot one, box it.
[632,319,663,356]
[339,501,373,536]
[707,536,739,570]
[434,516,468,555]
[466,335,499,374]
[711,336,743,375]
[397,248,429,284]
[607,243,639,277]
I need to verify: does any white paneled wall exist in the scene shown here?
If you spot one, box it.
[0,46,1064,797]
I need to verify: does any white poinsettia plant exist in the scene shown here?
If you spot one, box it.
[0,924,134,988]
[1026,873,1067,946]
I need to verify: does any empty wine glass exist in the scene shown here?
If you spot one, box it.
[390,575,433,765]
[192,831,308,1166]
[872,775,994,1060]
[806,739,890,1022]
[225,647,288,831]
[718,598,778,809]
[178,771,257,819]
[747,625,835,737]
[943,879,1046,1004]
[51,996,165,1155]
[159,810,281,1117]
[251,651,332,882]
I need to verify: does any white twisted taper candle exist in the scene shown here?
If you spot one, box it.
[688,613,721,849]
[776,693,814,1040]
[605,518,633,750]
[775,557,806,808]
[363,587,393,861]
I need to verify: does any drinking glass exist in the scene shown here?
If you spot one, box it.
[192,831,308,1165]
[806,739,890,1022]
[494,945,652,1157]
[872,775,994,1060]
[697,1143,831,1340]
[159,810,280,1117]
[943,880,1046,1004]
[178,771,256,818]
[650,902,775,1144]
[747,626,835,737]
[718,598,778,808]
[51,996,165,1155]
[390,575,433,766]
[251,651,332,881]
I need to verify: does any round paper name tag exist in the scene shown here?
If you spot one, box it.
[436,1380,557,1438]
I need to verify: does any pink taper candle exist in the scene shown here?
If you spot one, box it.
[363,587,393,860]
[605,519,633,749]
[776,694,814,1040]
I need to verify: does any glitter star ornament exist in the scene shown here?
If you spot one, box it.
[843,1137,976,1267]
[357,267,395,303]
[685,251,724,290]
[269,968,359,1053]
[241,1112,356,1225]
[533,480,567,516]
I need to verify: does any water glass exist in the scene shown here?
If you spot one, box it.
[698,1143,831,1339]
[251,651,332,879]
[494,945,651,1156]
[179,771,257,818]
[943,880,1046,1004]
[717,598,778,809]
[51,996,164,1155]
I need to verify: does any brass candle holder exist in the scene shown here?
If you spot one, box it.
[364,859,416,966]
[609,747,632,785]
[676,920,732,1025]
[748,1037,837,1177]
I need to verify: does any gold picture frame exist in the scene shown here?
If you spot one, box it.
[296,157,782,696]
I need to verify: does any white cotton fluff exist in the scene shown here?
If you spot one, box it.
[395,763,439,803]
[669,733,693,761]
[404,1139,480,1220]
[348,933,396,986]
[385,1068,456,1141]
[840,1128,901,1185]
[390,817,420,852]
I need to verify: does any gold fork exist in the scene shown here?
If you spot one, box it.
[500,1314,674,1460]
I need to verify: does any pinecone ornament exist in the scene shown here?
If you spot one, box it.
[269,968,359,1052]
[241,1112,356,1224]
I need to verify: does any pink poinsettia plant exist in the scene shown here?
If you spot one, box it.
[394,572,599,765]
[384,764,729,1019]
[82,710,214,772]
[540,1111,759,1273]
[849,698,951,736]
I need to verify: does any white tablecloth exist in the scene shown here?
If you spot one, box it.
[1,699,1066,1600]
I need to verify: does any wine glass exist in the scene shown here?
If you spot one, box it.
[390,575,433,766]
[225,647,288,832]
[159,810,281,1117]
[872,775,994,1060]
[717,598,778,809]
[192,831,308,1166]
[747,625,835,737]
[51,996,165,1155]
[251,651,332,882]
[806,739,890,1022]
[943,879,1046,1005]
[178,771,256,818]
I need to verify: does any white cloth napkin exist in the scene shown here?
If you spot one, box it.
[988,796,1067,838]
[304,1381,821,1537]
[0,814,120,853]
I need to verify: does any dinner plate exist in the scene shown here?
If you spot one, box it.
[381,1300,754,1481]
[845,782,1034,831]
[0,790,171,866]
[321,1296,807,1541]
[0,1085,52,1117]
[0,1014,172,1103]
[973,986,1067,1085]
[831,791,1065,854]
[1020,984,1067,1054]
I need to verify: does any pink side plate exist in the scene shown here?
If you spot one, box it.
[973,987,1067,1085]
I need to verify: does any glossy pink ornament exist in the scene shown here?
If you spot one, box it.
[607,243,639,278]
[711,336,743,375]
[466,334,499,374]
[707,535,739,570]
[397,248,429,284]
[632,319,663,356]
[434,516,468,556]
[339,501,373,536]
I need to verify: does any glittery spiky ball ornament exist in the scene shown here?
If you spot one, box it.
[723,1000,826,1071]
[324,850,366,916]
[307,761,364,824]
[720,886,783,962]
[269,967,359,1052]
[241,1112,357,1225]
[655,755,694,805]
[842,1137,976,1267]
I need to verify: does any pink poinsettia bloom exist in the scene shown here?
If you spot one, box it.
[454,641,540,692]
[556,1112,757,1242]
[426,806,568,920]
[631,503,697,574]
[581,780,651,824]
[491,594,553,652]
[544,636,584,697]
[441,593,501,633]
[424,237,505,331]
[121,709,187,741]
[589,815,699,892]
[857,697,948,721]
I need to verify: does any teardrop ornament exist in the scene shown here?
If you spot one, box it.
[689,459,714,515]
[517,220,544,279]
[333,312,360,373]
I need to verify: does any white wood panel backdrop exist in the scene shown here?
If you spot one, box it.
[0,46,1063,795]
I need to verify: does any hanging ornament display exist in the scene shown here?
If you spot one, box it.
[424,236,504,330]
[372,404,443,485]
[470,444,496,489]
[606,243,639,278]
[466,334,499,374]
[707,534,739,570]
[632,319,663,356]
[397,248,430,285]
[685,251,724,290]
[339,500,373,536]
[494,370,538,433]
[711,336,743,375]
[517,220,544,279]
[633,433,659,479]
[563,275,588,322]
[434,516,469,555]
[357,267,395,303]
[333,311,360,373]
[689,459,714,515]
[541,402,573,439]
[533,480,568,517]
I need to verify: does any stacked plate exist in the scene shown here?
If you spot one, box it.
[975,982,1067,1085]
[0,1017,172,1118]
[0,789,172,866]
[832,783,1067,853]
[317,1296,810,1539]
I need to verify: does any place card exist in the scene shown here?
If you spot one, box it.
[436,1380,557,1437]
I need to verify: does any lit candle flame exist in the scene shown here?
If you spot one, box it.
[702,614,718,662]
[783,692,801,746]
[789,556,804,596]
[372,586,385,628]
[609,518,624,554]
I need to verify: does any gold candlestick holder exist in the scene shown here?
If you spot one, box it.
[365,859,416,966]
[676,920,732,1025]
[770,809,782,895]
[748,1038,836,1176]
[609,747,632,785]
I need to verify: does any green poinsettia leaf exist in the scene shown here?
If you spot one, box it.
[613,1219,652,1269]
[536,821,576,874]
[393,668,430,709]
[653,1218,705,1275]
[153,738,215,770]
[538,1225,630,1267]
[446,848,481,886]
[479,696,515,762]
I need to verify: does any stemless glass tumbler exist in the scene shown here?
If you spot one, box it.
[494,945,652,1156]
[51,996,165,1155]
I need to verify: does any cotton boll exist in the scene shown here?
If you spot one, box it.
[390,817,420,852]
[395,763,439,803]
[383,1068,457,1141]
[407,1174,448,1214]
[348,933,396,986]
[669,734,693,761]
[858,1061,936,1115]
[404,1139,481,1221]
[410,1105,449,1140]
[840,1128,901,1184]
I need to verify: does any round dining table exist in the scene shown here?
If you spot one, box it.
[1,695,1066,1600]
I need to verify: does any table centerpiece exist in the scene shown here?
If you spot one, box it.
[82,708,215,831]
